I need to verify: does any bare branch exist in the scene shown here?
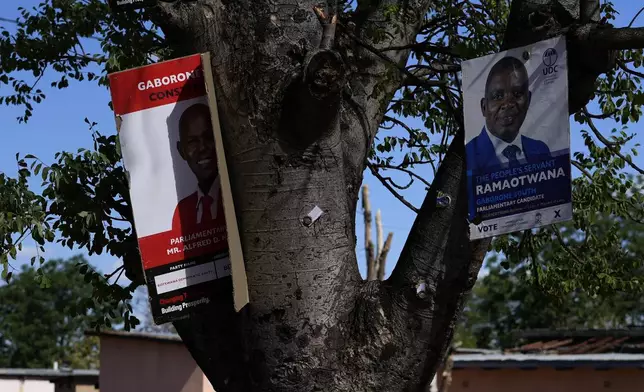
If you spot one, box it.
[372,163,432,188]
[104,265,125,280]
[314,6,338,50]
[617,59,644,79]
[369,164,420,213]
[382,115,417,135]
[377,232,393,281]
[585,108,619,119]
[628,6,644,28]
[376,210,384,259]
[362,185,376,280]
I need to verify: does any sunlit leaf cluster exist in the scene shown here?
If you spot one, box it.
[0,0,642,328]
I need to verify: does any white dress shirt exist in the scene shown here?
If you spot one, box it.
[485,127,523,165]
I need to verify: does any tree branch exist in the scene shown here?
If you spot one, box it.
[313,6,338,50]
[104,265,125,280]
[585,108,619,119]
[377,232,393,281]
[580,0,600,23]
[368,164,420,213]
[389,131,487,288]
[363,185,376,281]
[407,63,461,74]
[582,108,644,175]
[617,59,644,79]
[628,6,644,28]
[379,42,460,57]
[574,26,644,50]
[552,225,585,265]
[376,210,384,261]
[371,163,433,188]
[383,130,489,390]
[572,160,593,179]
[341,23,450,90]
[382,115,417,136]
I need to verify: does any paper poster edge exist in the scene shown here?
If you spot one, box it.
[106,53,202,79]
[201,52,250,312]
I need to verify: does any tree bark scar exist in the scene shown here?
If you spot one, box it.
[277,8,347,149]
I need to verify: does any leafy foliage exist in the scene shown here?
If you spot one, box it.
[0,0,170,122]
[3,119,141,330]
[457,205,644,349]
[0,256,108,368]
[0,0,642,329]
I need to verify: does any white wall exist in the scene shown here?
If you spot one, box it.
[0,379,54,392]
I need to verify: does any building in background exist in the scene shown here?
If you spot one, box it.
[87,330,214,392]
[0,368,98,392]
[442,329,644,392]
[9,328,642,392]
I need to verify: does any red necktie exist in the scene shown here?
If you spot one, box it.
[200,194,213,223]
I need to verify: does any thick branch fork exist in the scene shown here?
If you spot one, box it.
[314,6,338,50]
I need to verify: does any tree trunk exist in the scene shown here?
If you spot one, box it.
[143,0,640,390]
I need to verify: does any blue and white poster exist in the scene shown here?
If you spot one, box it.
[463,36,572,240]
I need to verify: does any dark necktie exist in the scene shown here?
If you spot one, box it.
[200,194,213,223]
[502,145,521,167]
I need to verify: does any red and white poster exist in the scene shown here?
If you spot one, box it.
[108,54,245,323]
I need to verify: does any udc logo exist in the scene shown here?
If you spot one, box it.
[542,48,559,76]
[543,48,558,66]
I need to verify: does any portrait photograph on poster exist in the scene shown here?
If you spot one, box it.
[108,54,247,324]
[462,36,573,240]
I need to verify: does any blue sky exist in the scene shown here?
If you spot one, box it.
[1,0,643,285]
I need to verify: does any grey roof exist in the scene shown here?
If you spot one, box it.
[453,348,501,355]
[0,368,99,380]
[85,329,182,343]
[517,328,644,339]
[453,353,644,369]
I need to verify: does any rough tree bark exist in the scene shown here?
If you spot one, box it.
[138,0,644,390]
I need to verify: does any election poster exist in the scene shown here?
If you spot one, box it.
[462,36,572,240]
[108,53,248,324]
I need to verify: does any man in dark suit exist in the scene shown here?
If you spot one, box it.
[466,56,551,172]
[172,103,226,233]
